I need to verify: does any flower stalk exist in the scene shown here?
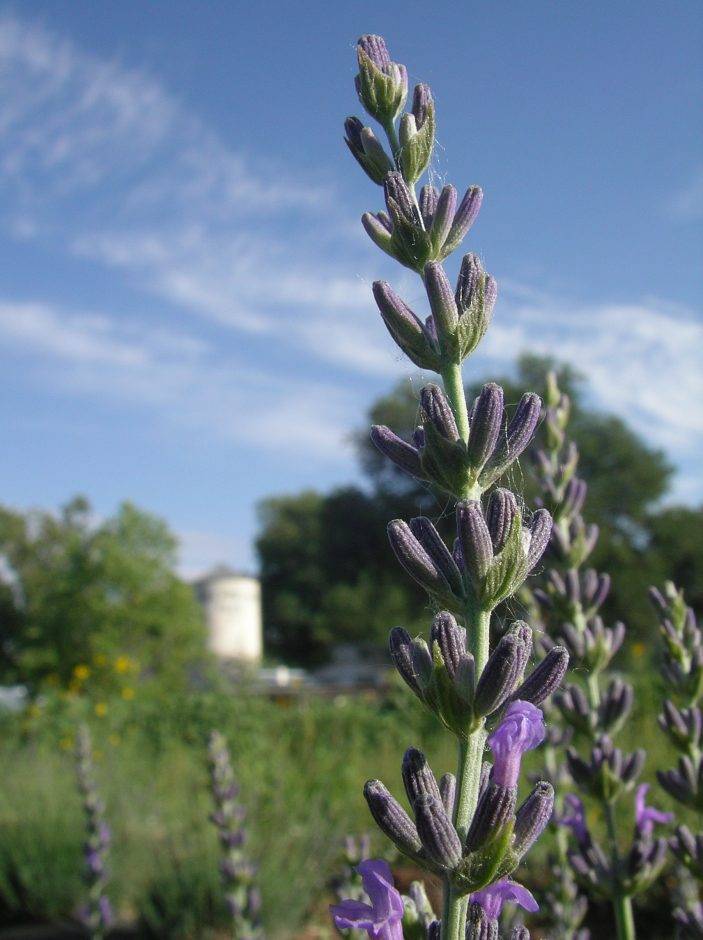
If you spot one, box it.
[340,36,568,938]
[531,373,668,940]
[75,725,112,940]
[207,730,263,939]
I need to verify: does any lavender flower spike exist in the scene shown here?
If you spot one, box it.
[75,725,112,940]
[487,700,546,788]
[331,859,404,940]
[471,877,539,921]
[558,793,591,847]
[634,783,673,838]
[207,730,263,938]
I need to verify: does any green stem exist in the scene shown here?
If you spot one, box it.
[441,361,470,443]
[383,118,401,164]
[443,887,467,940]
[613,892,636,940]
[444,608,491,939]
[604,801,635,939]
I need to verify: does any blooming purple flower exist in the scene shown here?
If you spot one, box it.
[330,859,404,940]
[487,700,546,787]
[635,784,673,837]
[471,877,539,920]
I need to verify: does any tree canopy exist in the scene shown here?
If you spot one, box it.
[0,497,208,691]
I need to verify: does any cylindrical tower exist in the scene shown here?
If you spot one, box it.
[194,567,263,662]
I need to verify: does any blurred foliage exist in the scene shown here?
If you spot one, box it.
[0,497,210,693]
[258,354,701,662]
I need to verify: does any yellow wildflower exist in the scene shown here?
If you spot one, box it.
[121,686,135,701]
[73,664,90,681]
[94,702,108,717]
[114,655,132,674]
[631,642,646,659]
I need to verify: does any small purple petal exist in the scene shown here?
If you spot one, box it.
[487,700,545,788]
[471,877,539,921]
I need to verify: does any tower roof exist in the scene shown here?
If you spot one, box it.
[192,564,258,585]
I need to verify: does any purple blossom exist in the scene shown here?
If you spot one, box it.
[635,784,673,837]
[557,794,590,846]
[330,859,404,940]
[471,877,539,921]
[487,700,546,787]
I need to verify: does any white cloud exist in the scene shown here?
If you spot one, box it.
[481,294,703,476]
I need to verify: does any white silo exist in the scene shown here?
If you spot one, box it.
[194,566,263,662]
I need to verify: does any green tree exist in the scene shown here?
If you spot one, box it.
[257,488,427,665]
[258,354,699,662]
[0,497,208,691]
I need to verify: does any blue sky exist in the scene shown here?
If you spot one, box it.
[0,1,701,575]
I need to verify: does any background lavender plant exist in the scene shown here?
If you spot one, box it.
[529,373,668,940]
[339,34,571,940]
[649,583,703,937]
[75,724,112,940]
[207,730,263,939]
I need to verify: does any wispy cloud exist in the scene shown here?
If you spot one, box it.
[666,166,703,222]
[0,298,358,460]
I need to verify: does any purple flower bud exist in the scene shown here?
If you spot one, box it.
[465,782,517,851]
[412,83,433,128]
[512,781,554,856]
[409,517,464,596]
[474,634,522,717]
[419,184,439,228]
[358,35,392,71]
[635,784,674,837]
[370,425,422,478]
[430,611,468,683]
[456,500,493,583]
[466,902,495,940]
[424,261,459,339]
[389,626,430,697]
[362,212,394,254]
[439,773,456,818]
[420,383,460,442]
[486,394,542,482]
[525,510,553,571]
[485,489,519,553]
[512,646,569,706]
[507,621,533,679]
[467,383,504,470]
[414,794,463,869]
[430,184,458,253]
[488,701,546,788]
[363,780,423,857]
[402,747,442,808]
[372,280,439,370]
[511,928,531,940]
[444,186,483,256]
[387,519,453,598]
[384,171,421,226]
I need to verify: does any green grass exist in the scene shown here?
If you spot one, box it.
[0,666,689,938]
